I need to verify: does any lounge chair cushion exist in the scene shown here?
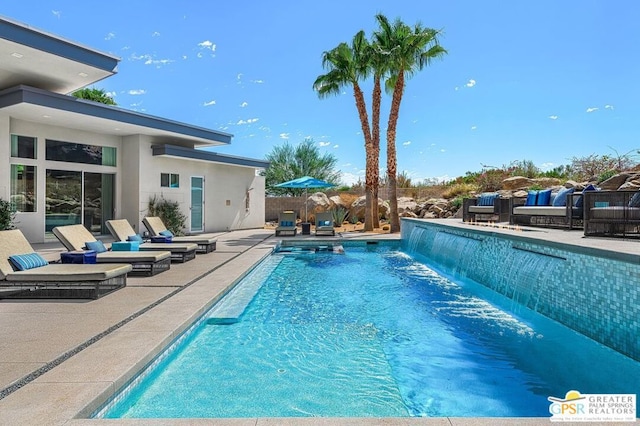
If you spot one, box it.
[85,240,108,253]
[478,193,499,206]
[536,189,552,206]
[9,253,49,271]
[127,234,144,242]
[159,230,174,237]
[552,187,574,207]
[575,184,597,208]
[525,191,538,206]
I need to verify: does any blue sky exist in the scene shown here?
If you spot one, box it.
[3,1,639,185]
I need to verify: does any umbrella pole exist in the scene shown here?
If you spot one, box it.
[304,188,308,222]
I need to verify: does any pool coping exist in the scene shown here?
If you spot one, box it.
[0,224,634,425]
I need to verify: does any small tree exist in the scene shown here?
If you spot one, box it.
[0,198,16,230]
[147,196,187,236]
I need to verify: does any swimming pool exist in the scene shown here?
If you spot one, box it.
[96,242,640,418]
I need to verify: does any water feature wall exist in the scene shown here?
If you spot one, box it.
[401,218,640,362]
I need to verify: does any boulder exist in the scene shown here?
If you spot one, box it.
[512,190,528,198]
[618,179,640,190]
[502,176,534,190]
[599,173,632,190]
[329,195,350,211]
[304,192,334,222]
[397,197,417,213]
[532,177,563,188]
[350,196,390,221]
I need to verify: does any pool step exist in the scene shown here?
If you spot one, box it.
[275,244,344,254]
[205,256,282,325]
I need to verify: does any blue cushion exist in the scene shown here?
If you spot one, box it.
[478,193,499,206]
[9,253,49,271]
[127,234,144,242]
[629,191,640,208]
[575,184,597,208]
[85,240,107,253]
[525,191,538,206]
[536,189,552,206]
[552,187,575,207]
[319,220,331,226]
[159,230,174,237]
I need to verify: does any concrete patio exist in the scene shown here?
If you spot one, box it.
[0,221,636,425]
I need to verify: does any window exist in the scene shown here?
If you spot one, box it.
[161,173,179,188]
[11,135,37,159]
[46,139,116,166]
[10,165,36,212]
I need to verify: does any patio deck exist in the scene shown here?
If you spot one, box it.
[0,222,635,425]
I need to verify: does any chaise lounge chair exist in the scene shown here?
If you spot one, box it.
[0,229,131,299]
[105,219,198,263]
[315,212,336,236]
[142,216,217,253]
[275,211,297,236]
[52,224,172,276]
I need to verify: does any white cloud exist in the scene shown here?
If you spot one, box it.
[454,86,459,91]
[402,141,411,146]
[151,31,161,37]
[319,141,331,147]
[549,115,558,120]
[471,125,477,130]
[237,118,259,125]
[279,133,290,139]
[251,79,264,84]
[586,107,599,113]
[182,55,187,60]
[198,40,216,51]
[605,104,614,110]
[197,52,203,58]
[240,102,248,108]
[237,73,243,80]
[105,91,117,98]
[333,144,339,149]
[203,100,216,106]
[342,163,352,167]
[145,58,174,67]
[440,149,446,152]
[52,10,61,18]
[105,32,115,40]
[128,89,146,95]
[465,79,476,88]
[340,171,364,186]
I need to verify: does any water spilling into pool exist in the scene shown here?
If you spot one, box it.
[97,242,640,418]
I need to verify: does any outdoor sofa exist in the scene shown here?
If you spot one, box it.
[510,187,582,229]
[142,216,217,253]
[314,212,336,236]
[462,193,510,222]
[105,219,198,263]
[52,224,171,276]
[583,190,640,237]
[0,229,131,299]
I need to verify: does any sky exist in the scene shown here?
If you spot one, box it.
[3,1,640,185]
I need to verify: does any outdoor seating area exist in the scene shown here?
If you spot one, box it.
[462,193,510,223]
[0,229,131,299]
[142,217,217,253]
[315,212,336,236]
[52,224,172,276]
[105,219,198,263]
[275,211,297,236]
[509,187,580,229]
[583,190,640,238]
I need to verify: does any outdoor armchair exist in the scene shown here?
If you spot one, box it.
[142,216,217,253]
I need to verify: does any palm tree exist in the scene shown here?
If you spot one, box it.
[373,14,447,232]
[314,31,377,231]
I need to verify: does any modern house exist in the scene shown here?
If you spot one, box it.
[0,16,268,243]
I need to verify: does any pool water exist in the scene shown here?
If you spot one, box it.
[99,245,640,418]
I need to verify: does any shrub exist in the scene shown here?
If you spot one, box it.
[441,183,479,199]
[597,169,618,184]
[331,207,349,225]
[0,199,16,231]
[450,196,464,210]
[477,169,510,192]
[147,195,187,236]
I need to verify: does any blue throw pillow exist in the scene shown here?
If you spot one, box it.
[478,193,498,206]
[552,187,575,207]
[9,253,49,271]
[159,230,174,237]
[575,184,597,208]
[536,189,552,206]
[85,240,107,253]
[525,191,538,206]
[629,191,640,208]
[127,234,144,242]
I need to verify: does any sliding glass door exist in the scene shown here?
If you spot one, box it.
[45,170,115,235]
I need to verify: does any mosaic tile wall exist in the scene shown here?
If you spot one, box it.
[401,219,640,362]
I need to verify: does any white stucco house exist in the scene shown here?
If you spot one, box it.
[0,16,268,243]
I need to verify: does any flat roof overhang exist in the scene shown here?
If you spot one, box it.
[0,15,119,94]
[152,144,270,169]
[0,85,232,147]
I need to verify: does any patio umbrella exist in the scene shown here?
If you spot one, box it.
[274,176,334,222]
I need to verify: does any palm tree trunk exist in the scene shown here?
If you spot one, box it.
[371,75,382,229]
[386,71,405,233]
[352,83,374,231]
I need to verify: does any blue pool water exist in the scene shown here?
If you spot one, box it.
[98,244,640,418]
